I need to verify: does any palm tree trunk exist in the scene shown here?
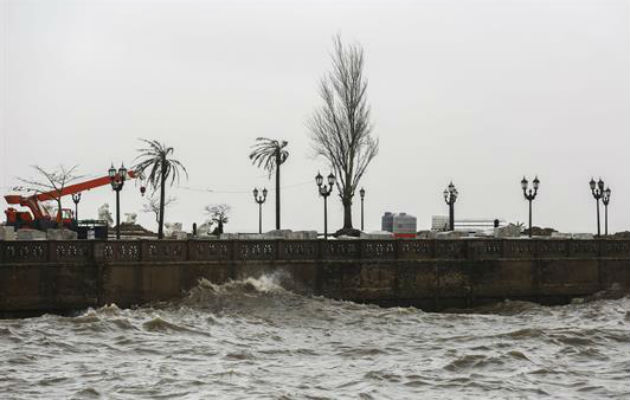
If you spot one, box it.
[275,152,280,230]
[158,162,166,239]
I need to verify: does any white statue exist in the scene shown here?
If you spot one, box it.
[124,213,137,224]
[98,203,114,226]
[164,222,183,237]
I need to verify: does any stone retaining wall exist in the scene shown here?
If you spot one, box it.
[1,239,629,316]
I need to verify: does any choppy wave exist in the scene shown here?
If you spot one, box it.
[1,274,629,399]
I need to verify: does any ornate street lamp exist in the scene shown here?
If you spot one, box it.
[359,187,366,232]
[589,177,605,237]
[71,192,82,222]
[253,187,268,234]
[602,187,611,236]
[521,175,540,238]
[109,163,127,240]
[316,171,335,239]
[443,182,458,231]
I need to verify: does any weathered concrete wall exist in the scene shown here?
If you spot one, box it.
[1,239,628,316]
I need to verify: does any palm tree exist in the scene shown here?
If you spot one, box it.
[249,137,289,230]
[133,139,187,239]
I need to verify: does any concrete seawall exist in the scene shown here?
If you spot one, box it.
[1,239,629,316]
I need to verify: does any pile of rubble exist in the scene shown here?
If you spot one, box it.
[114,223,157,239]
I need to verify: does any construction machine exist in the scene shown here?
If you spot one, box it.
[4,170,143,231]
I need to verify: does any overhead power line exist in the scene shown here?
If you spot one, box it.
[176,179,313,195]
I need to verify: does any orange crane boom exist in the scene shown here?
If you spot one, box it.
[4,170,141,228]
[35,170,139,202]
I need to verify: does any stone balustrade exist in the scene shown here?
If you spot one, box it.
[1,238,629,265]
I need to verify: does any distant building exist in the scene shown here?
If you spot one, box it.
[382,212,417,238]
[381,212,394,232]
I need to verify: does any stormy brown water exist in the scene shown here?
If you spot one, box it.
[1,276,629,399]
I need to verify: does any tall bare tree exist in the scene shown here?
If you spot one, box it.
[249,138,289,230]
[308,35,379,232]
[18,165,82,229]
[133,139,187,239]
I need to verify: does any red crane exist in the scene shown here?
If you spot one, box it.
[4,170,143,230]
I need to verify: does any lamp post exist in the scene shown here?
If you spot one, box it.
[359,187,366,232]
[589,177,605,238]
[253,187,268,234]
[521,176,540,238]
[443,182,458,231]
[109,163,127,240]
[602,187,611,236]
[71,192,82,222]
[316,171,335,239]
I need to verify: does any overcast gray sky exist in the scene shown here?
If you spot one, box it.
[1,0,628,234]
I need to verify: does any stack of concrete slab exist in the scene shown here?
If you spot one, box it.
[494,224,521,238]
[46,229,78,240]
[16,229,47,240]
[0,226,16,240]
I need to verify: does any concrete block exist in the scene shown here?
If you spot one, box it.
[198,235,219,240]
[16,229,47,240]
[551,232,572,239]
[238,233,265,240]
[287,231,318,240]
[264,229,292,239]
[46,229,78,240]
[219,233,238,240]
[572,233,594,240]
[416,230,438,239]
[494,224,521,238]
[0,226,16,240]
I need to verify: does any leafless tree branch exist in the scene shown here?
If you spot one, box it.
[17,165,82,228]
